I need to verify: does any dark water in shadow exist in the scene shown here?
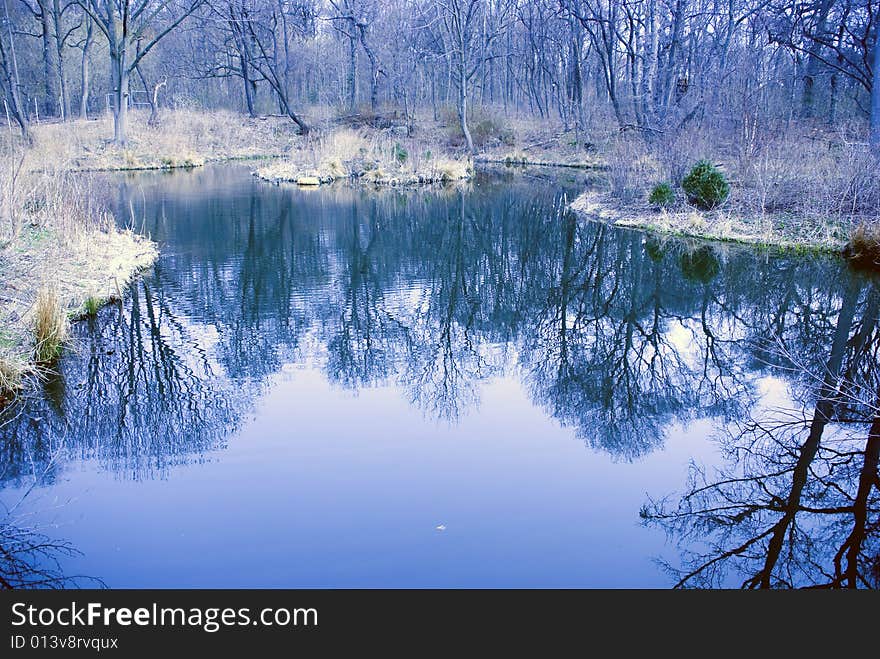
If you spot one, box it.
[1,166,877,588]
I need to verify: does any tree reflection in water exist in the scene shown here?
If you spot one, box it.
[0,166,875,587]
[642,275,880,588]
[1,510,104,589]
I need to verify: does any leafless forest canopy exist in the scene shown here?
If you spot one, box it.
[0,0,877,149]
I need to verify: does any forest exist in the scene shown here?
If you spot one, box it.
[0,0,877,148]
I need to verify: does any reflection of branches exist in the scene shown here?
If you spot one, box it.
[643,278,880,588]
[0,522,102,589]
[404,190,492,421]
[523,222,747,459]
[5,168,871,485]
[0,274,246,484]
[0,447,103,589]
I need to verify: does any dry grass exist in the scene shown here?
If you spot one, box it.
[471,113,605,168]
[740,132,880,221]
[843,223,880,270]
[256,127,472,186]
[606,127,880,225]
[0,354,27,398]
[589,125,879,251]
[569,190,846,252]
[28,109,300,172]
[0,137,158,398]
[33,286,68,363]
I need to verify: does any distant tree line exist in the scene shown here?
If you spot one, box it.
[0,0,878,149]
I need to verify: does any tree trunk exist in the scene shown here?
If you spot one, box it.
[280,96,309,135]
[458,63,473,153]
[52,0,67,120]
[659,0,685,122]
[871,34,880,155]
[347,34,357,111]
[112,56,129,144]
[431,66,439,121]
[79,19,93,119]
[39,8,57,117]
[0,41,29,140]
[370,68,379,111]
[828,73,837,125]
[241,52,255,117]
[800,0,833,119]
[357,25,380,112]
[149,78,166,126]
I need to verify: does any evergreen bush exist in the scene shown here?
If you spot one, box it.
[682,160,729,209]
[648,182,675,208]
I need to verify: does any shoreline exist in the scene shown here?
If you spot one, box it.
[3,112,866,401]
[568,191,850,255]
[252,160,473,187]
[0,227,158,403]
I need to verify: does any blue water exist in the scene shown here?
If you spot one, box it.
[0,165,872,588]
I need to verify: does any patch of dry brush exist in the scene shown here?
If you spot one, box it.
[255,128,472,187]
[0,140,157,399]
[29,109,299,172]
[575,127,880,252]
[843,223,880,270]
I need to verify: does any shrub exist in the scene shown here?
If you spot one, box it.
[682,160,729,210]
[648,182,675,208]
[393,142,408,165]
[83,294,101,317]
[843,223,880,271]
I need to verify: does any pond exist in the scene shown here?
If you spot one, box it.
[1,165,877,588]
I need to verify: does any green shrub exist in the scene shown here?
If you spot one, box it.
[393,142,408,165]
[648,182,675,208]
[682,160,729,210]
[83,294,101,317]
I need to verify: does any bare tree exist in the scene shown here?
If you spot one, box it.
[872,28,880,153]
[76,0,204,143]
[17,0,59,116]
[0,0,28,136]
[211,0,311,132]
[431,0,512,153]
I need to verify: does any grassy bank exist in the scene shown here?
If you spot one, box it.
[252,109,606,186]
[0,147,157,402]
[569,191,849,253]
[570,128,880,255]
[254,128,472,186]
[28,109,301,172]
[27,108,602,175]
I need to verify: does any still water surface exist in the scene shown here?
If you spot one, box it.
[1,166,876,588]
